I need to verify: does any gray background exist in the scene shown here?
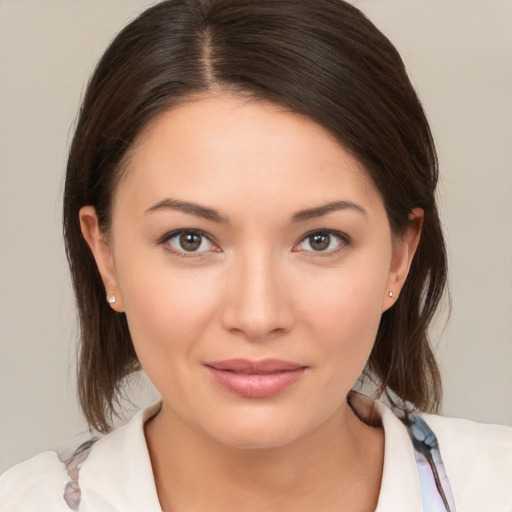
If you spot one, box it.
[1,0,511,473]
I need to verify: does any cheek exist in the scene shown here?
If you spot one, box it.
[114,248,222,360]
[296,258,390,367]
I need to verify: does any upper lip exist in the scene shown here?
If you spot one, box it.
[205,359,306,374]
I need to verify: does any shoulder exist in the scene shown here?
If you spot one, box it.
[0,451,70,511]
[423,413,512,469]
[1,403,163,512]
[423,413,512,509]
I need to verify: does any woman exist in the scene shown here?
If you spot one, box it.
[1,0,511,510]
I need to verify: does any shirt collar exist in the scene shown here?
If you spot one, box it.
[350,392,423,511]
[79,403,163,512]
[79,396,422,511]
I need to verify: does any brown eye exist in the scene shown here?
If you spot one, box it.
[179,232,202,251]
[309,233,331,251]
[165,230,215,254]
[296,231,347,254]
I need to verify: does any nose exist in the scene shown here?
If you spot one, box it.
[219,250,294,342]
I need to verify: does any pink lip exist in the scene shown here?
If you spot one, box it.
[205,359,307,398]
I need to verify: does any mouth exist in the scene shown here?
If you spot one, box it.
[204,359,307,398]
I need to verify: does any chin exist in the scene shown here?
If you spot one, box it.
[211,425,303,451]
[196,406,324,451]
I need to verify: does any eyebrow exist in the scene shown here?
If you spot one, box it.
[145,198,366,224]
[291,200,367,222]
[145,198,229,223]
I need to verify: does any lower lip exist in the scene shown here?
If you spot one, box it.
[206,367,306,398]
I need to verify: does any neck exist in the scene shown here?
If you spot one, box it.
[145,398,384,512]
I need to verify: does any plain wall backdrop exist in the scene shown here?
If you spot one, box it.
[1,0,511,473]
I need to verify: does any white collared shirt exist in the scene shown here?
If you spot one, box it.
[1,397,511,511]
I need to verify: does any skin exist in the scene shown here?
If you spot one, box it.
[80,94,422,512]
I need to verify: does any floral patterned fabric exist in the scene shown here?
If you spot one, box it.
[63,439,98,510]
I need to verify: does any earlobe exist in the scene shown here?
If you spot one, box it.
[383,208,424,311]
[79,206,124,312]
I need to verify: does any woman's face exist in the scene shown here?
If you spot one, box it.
[81,94,420,449]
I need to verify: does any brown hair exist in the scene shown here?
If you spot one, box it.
[64,0,447,432]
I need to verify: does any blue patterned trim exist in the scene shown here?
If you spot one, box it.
[402,415,457,511]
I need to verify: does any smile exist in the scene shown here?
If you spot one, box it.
[204,359,307,398]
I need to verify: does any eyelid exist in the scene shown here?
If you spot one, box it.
[293,229,351,255]
[159,229,221,257]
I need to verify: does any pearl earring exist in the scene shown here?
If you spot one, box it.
[388,291,394,298]
[107,293,117,304]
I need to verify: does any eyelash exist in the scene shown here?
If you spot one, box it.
[159,229,220,258]
[158,229,351,258]
[294,230,350,257]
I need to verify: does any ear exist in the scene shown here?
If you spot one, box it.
[382,207,424,311]
[79,206,125,312]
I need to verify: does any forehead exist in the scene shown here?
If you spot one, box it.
[114,94,382,219]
